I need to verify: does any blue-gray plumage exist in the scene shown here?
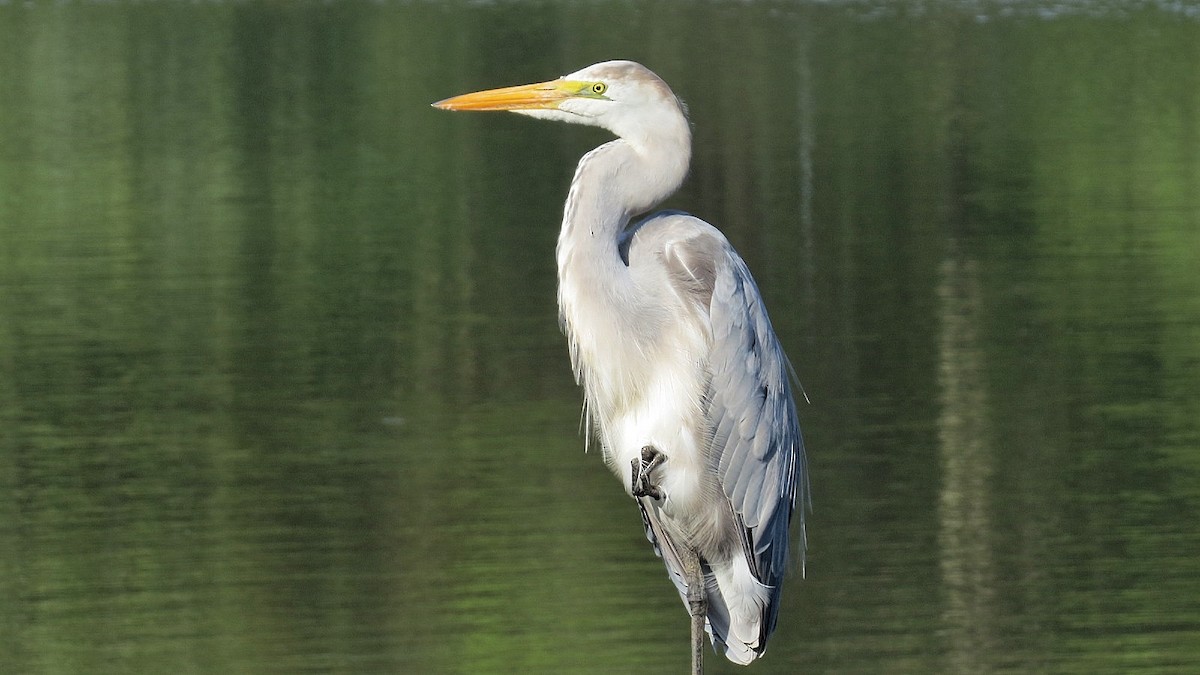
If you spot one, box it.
[628,211,807,660]
[435,60,808,669]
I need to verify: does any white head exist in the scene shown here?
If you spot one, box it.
[434,60,690,149]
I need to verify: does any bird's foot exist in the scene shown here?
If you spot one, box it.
[631,446,666,501]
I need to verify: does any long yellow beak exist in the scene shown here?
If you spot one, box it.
[433,79,586,112]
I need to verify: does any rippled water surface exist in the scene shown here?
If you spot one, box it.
[2,2,1199,673]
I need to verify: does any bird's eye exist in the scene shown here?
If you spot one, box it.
[591,82,607,95]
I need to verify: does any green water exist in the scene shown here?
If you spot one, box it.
[2,2,1198,673]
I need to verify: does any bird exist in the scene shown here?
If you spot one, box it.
[434,60,807,670]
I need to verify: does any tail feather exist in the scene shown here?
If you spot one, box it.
[638,500,773,665]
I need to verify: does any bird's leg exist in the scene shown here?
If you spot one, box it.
[683,546,706,675]
[630,445,666,500]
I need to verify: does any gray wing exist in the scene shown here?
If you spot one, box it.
[632,212,808,639]
[705,245,807,592]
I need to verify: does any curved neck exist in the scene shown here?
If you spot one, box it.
[555,133,690,274]
[552,118,692,413]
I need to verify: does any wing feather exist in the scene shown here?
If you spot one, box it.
[704,237,808,632]
[628,211,808,658]
[655,217,807,558]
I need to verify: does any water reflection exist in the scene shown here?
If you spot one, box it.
[937,251,997,673]
[2,2,1199,673]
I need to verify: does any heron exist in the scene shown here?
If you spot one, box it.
[434,60,807,671]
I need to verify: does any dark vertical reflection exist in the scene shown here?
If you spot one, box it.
[229,7,282,436]
[932,14,999,671]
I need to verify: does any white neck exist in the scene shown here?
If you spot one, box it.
[554,130,691,288]
[553,125,691,422]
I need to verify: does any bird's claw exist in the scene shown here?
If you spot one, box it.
[631,445,666,501]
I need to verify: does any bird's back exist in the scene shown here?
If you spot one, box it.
[619,211,807,663]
